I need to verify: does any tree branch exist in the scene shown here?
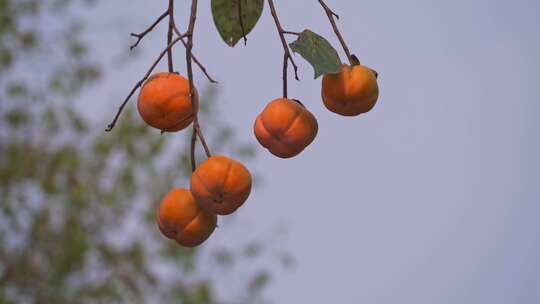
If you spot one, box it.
[130,11,168,50]
[267,0,299,98]
[173,24,218,84]
[167,0,175,72]
[190,127,197,172]
[317,0,353,64]
[185,0,212,162]
[129,7,217,83]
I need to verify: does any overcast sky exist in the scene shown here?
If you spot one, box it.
[80,1,539,303]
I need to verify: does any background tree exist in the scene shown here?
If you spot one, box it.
[0,1,291,303]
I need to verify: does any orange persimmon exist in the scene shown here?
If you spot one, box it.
[137,72,198,132]
[190,156,252,215]
[157,188,216,247]
[254,98,318,158]
[322,64,379,116]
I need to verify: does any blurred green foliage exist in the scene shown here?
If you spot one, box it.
[0,1,290,303]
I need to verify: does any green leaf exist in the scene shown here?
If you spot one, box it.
[289,29,342,79]
[211,0,264,47]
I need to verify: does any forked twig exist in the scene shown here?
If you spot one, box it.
[130,11,168,50]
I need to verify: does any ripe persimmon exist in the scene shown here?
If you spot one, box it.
[190,156,252,215]
[254,98,318,158]
[322,64,379,116]
[137,72,198,132]
[157,188,216,247]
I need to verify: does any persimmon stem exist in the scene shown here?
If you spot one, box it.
[282,53,288,98]
[194,118,211,158]
[185,0,212,165]
[317,0,353,65]
[167,0,174,72]
[190,127,197,172]
[267,0,299,98]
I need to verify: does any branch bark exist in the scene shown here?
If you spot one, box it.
[185,0,212,163]
[317,0,353,64]
[267,0,299,99]
[130,11,168,50]
[167,0,175,72]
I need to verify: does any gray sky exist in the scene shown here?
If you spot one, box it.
[81,0,539,303]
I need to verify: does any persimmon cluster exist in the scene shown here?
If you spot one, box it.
[108,0,380,247]
[138,73,252,246]
[137,62,378,246]
[256,63,378,158]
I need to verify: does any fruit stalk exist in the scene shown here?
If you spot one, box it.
[317,0,353,65]
[167,0,175,72]
[190,128,197,172]
[185,0,212,163]
[267,0,299,98]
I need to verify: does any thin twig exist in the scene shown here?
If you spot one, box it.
[282,53,288,98]
[190,127,197,172]
[317,0,353,64]
[194,119,211,157]
[105,35,186,132]
[267,0,299,98]
[167,0,175,72]
[130,11,168,50]
[282,30,301,36]
[173,24,218,84]
[185,0,212,161]
[129,8,217,83]
[238,0,247,45]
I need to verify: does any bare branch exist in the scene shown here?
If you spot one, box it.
[167,0,175,72]
[130,11,168,50]
[185,0,212,159]
[317,0,353,64]
[173,24,218,84]
[190,127,197,171]
[267,0,299,98]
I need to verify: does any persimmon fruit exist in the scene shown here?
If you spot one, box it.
[190,156,252,215]
[137,72,198,132]
[322,64,379,116]
[254,98,318,158]
[157,188,216,247]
